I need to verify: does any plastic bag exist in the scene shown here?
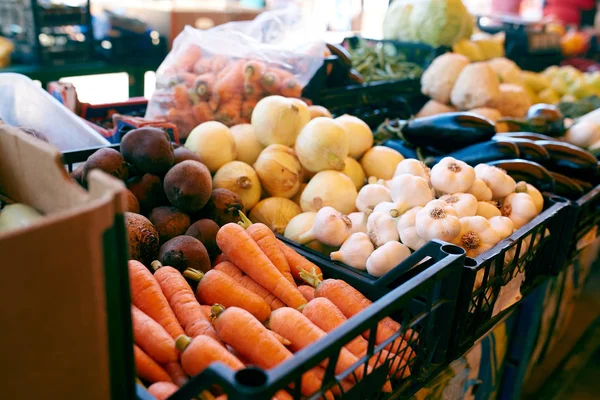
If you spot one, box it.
[146,8,325,139]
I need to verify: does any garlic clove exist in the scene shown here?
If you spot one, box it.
[348,212,368,234]
[355,184,392,213]
[430,157,476,194]
[366,241,411,277]
[299,206,352,246]
[330,232,375,270]
[489,216,514,240]
[415,200,461,242]
[367,211,400,248]
[439,193,478,218]
[393,159,431,181]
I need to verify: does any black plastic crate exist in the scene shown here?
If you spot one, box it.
[561,185,600,269]
[452,195,571,355]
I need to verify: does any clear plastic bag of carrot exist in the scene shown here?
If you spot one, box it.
[145,9,326,140]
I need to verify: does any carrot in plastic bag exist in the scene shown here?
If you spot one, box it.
[173,85,191,109]
[241,97,259,120]
[215,93,243,126]
[192,102,214,124]
[175,45,203,72]
[243,60,267,83]
[213,60,245,104]
[193,73,216,100]
[194,58,212,74]
[211,55,231,74]
[280,77,303,98]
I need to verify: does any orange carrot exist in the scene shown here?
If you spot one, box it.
[243,80,263,98]
[243,60,267,83]
[239,215,295,285]
[298,285,315,302]
[241,97,259,119]
[152,263,219,341]
[315,279,415,360]
[176,334,245,376]
[193,73,216,99]
[129,260,185,340]
[216,223,307,309]
[277,241,323,286]
[194,58,213,74]
[192,102,214,124]
[213,261,285,310]
[173,84,191,109]
[215,93,243,126]
[280,78,303,98]
[147,382,179,400]
[213,60,244,104]
[211,305,331,399]
[268,307,376,385]
[211,55,231,74]
[269,329,292,346]
[302,298,411,379]
[176,45,203,72]
[199,305,212,320]
[259,71,281,94]
[131,305,179,364]
[188,268,271,322]
[213,253,228,266]
[134,345,172,384]
[164,362,189,387]
[312,366,354,397]
[178,72,197,88]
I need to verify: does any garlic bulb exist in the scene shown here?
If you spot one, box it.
[466,178,493,201]
[476,201,501,219]
[301,171,358,215]
[489,216,514,240]
[348,212,368,234]
[439,193,478,218]
[298,206,352,246]
[356,184,392,213]
[360,146,404,180]
[393,159,431,181]
[367,211,400,248]
[474,164,516,199]
[397,206,426,251]
[254,144,303,198]
[430,157,476,194]
[335,114,373,159]
[330,232,375,270]
[416,200,461,242]
[342,157,366,190]
[452,216,501,258]
[213,161,262,210]
[373,202,400,217]
[390,174,433,214]
[366,241,411,277]
[284,212,317,243]
[249,197,301,234]
[515,181,544,214]
[501,192,538,229]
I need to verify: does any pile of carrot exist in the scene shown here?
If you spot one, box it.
[151,44,307,139]
[128,218,418,399]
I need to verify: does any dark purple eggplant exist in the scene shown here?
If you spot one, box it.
[549,172,585,199]
[424,140,519,167]
[395,112,496,152]
[488,159,555,192]
[534,140,599,183]
[492,137,550,163]
[495,132,556,141]
[381,139,418,159]
[570,177,593,192]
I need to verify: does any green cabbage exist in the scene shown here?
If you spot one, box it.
[383,0,473,47]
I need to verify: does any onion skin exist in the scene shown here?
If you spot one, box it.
[213,161,262,211]
[251,96,309,147]
[300,170,358,215]
[254,145,303,199]
[295,117,349,173]
[249,197,302,234]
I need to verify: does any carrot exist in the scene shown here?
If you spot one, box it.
[147,382,179,400]
[151,262,219,341]
[167,108,197,140]
[175,44,203,72]
[213,60,245,104]
[243,80,263,98]
[193,73,216,99]
[239,214,295,285]
[131,305,179,364]
[192,102,214,124]
[176,334,245,376]
[259,71,281,94]
[187,268,271,322]
[178,72,197,88]
[213,261,285,310]
[215,93,243,126]
[243,60,267,83]
[312,366,354,397]
[241,97,259,120]
[280,78,303,98]
[314,279,415,361]
[269,329,292,346]
[298,285,315,302]
[211,305,331,399]
[129,261,185,340]
[302,298,411,379]
[134,345,172,384]
[267,307,376,386]
[173,84,191,109]
[194,58,213,74]
[216,223,307,309]
[211,55,231,74]
[277,240,323,286]
[213,253,228,266]
[163,361,189,387]
[199,305,212,320]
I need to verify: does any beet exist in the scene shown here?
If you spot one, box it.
[83,147,129,183]
[149,206,191,244]
[125,212,159,266]
[158,235,211,273]
[202,189,244,226]
[120,127,175,175]
[127,173,168,214]
[163,160,212,213]
[185,219,219,258]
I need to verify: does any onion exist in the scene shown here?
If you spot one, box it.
[308,105,333,119]
[360,146,404,180]
[251,95,310,147]
[213,161,262,210]
[249,197,302,234]
[295,117,349,173]
[185,121,236,173]
[342,157,366,190]
[292,183,307,206]
[301,170,357,215]
[284,212,317,243]
[230,124,264,165]
[335,114,373,159]
[253,145,302,199]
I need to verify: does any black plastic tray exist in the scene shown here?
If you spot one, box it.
[561,185,600,270]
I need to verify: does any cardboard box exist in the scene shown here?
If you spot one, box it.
[0,123,134,400]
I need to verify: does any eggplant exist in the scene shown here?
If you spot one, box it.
[488,159,556,192]
[423,141,519,167]
[549,172,585,199]
[570,177,593,192]
[492,137,550,163]
[381,139,418,159]
[502,105,566,137]
[527,104,563,124]
[534,140,599,182]
[495,132,556,141]
[397,112,496,152]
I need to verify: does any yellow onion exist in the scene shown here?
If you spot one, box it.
[342,156,366,190]
[360,146,404,180]
[230,124,264,165]
[213,161,262,210]
[292,183,307,206]
[254,145,302,198]
[249,197,302,234]
[301,170,357,215]
[251,96,310,147]
[308,105,333,119]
